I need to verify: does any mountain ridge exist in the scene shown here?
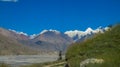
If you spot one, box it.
[0,26,109,55]
[8,27,109,40]
[0,29,38,55]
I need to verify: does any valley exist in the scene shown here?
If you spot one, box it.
[0,55,65,67]
[0,0,119,66]
[0,26,109,67]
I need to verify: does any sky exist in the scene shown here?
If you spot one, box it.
[0,0,120,35]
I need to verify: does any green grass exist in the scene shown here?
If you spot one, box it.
[66,24,120,67]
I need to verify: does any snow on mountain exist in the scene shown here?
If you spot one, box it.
[64,27,108,41]
[9,29,28,36]
[93,26,104,33]
[85,27,94,34]
[29,29,61,39]
[30,34,38,39]
[40,29,60,34]
[65,30,85,39]
[8,27,109,40]
[105,27,110,31]
[64,27,95,39]
[9,29,61,39]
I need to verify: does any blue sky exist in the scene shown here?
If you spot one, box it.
[0,0,120,35]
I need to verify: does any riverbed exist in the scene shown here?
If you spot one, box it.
[0,55,60,67]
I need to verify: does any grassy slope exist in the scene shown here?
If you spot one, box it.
[0,33,38,55]
[66,24,120,67]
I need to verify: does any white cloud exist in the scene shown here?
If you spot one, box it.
[0,0,18,2]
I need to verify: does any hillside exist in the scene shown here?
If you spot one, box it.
[33,30,73,51]
[0,32,38,55]
[66,24,120,67]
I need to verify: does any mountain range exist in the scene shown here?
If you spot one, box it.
[0,27,109,55]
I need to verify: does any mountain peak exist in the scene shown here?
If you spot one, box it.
[40,29,60,34]
[64,30,83,38]
[65,27,108,41]
[85,27,94,34]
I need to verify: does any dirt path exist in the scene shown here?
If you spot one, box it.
[44,62,66,67]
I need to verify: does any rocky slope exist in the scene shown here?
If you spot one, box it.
[33,30,73,51]
[0,28,38,55]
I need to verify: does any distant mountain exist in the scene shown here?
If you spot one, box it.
[0,28,74,54]
[0,27,109,55]
[0,28,29,41]
[33,30,73,51]
[65,27,109,42]
[0,28,38,55]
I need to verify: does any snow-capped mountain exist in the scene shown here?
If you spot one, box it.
[8,29,29,40]
[65,27,109,41]
[33,30,73,51]
[9,29,28,36]
[0,28,29,41]
[29,29,60,39]
[6,28,73,51]
[0,26,109,53]
[8,27,108,42]
[40,29,60,34]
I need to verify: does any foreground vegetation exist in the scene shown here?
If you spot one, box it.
[66,24,120,67]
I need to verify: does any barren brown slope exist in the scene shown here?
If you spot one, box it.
[0,32,38,55]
